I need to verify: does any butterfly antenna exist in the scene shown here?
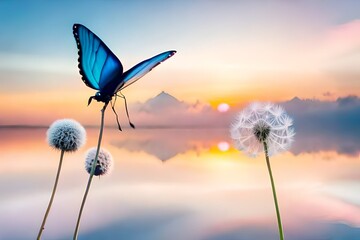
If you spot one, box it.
[111,96,122,131]
[88,96,95,106]
[117,92,135,129]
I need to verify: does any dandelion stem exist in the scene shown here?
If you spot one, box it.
[73,102,108,240]
[263,142,284,240]
[37,149,65,240]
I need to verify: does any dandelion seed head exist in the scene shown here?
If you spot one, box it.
[85,147,113,176]
[282,115,293,128]
[264,102,273,112]
[230,102,295,157]
[253,120,271,142]
[271,105,285,118]
[47,119,86,152]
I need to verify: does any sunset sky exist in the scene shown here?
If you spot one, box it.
[0,0,359,125]
[1,2,360,239]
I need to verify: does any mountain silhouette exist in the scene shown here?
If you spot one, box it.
[140,91,187,112]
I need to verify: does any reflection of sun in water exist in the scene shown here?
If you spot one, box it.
[217,103,230,113]
[217,141,230,152]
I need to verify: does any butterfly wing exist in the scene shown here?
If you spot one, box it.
[114,50,176,92]
[73,24,123,91]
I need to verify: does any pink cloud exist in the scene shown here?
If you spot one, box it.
[323,19,360,56]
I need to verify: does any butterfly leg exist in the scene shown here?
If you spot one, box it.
[117,92,135,129]
[111,97,122,131]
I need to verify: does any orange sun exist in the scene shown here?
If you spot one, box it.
[217,141,230,152]
[217,103,230,113]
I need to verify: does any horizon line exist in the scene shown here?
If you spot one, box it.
[0,124,228,130]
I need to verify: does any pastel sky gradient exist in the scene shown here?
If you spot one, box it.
[1,2,360,238]
[0,0,359,125]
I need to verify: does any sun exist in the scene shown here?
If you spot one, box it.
[217,103,230,113]
[217,141,230,152]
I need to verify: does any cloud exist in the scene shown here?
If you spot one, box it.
[283,96,360,156]
[323,91,334,97]
[337,95,360,107]
[324,20,360,57]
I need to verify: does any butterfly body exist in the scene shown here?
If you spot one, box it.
[73,23,176,105]
[89,91,114,105]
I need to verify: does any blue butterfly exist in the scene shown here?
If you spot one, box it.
[73,23,176,129]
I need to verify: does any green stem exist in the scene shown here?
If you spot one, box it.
[73,102,108,240]
[263,142,284,240]
[37,149,65,240]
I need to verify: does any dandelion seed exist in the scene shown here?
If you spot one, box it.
[47,119,86,152]
[230,102,294,157]
[230,102,295,240]
[37,119,86,240]
[85,148,113,176]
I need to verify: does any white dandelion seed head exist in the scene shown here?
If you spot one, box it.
[85,147,113,176]
[230,102,295,157]
[270,105,285,118]
[249,102,263,114]
[47,119,86,152]
[264,102,274,112]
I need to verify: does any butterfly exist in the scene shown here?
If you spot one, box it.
[72,23,176,129]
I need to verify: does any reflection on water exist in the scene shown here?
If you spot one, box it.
[0,127,359,240]
[111,128,360,161]
[110,129,226,161]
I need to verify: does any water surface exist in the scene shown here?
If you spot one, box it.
[0,127,359,240]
